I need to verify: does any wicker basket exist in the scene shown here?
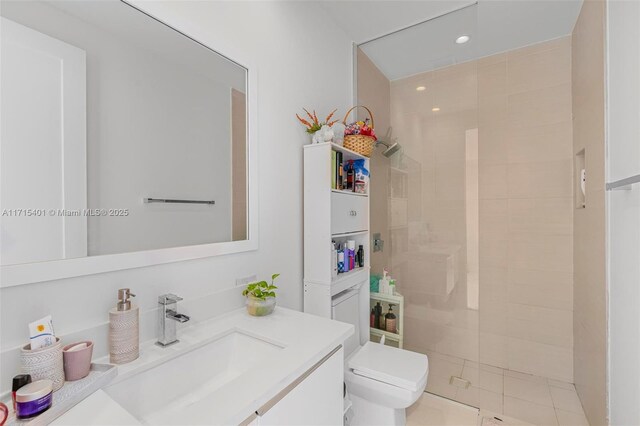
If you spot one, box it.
[342,106,376,157]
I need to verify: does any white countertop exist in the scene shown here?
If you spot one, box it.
[56,307,353,425]
[52,390,141,426]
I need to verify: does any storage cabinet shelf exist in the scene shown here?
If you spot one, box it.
[329,142,367,161]
[370,328,401,341]
[331,189,368,197]
[303,142,370,344]
[332,267,368,285]
[331,230,369,238]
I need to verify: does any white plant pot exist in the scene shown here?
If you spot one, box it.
[246,296,276,316]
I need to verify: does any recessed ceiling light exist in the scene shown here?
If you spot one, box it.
[416,86,426,92]
[432,107,440,112]
[456,35,470,44]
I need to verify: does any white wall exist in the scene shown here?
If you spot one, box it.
[607,1,640,424]
[0,0,353,395]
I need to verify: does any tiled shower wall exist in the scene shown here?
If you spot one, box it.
[389,37,575,383]
[571,0,607,424]
[476,37,574,382]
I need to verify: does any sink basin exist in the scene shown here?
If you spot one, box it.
[105,330,283,424]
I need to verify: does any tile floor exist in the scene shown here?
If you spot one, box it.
[407,392,532,426]
[420,351,590,426]
[407,392,478,426]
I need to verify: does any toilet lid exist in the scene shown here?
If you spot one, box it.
[348,342,429,392]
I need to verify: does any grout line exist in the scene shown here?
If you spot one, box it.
[553,405,561,426]
[502,370,505,415]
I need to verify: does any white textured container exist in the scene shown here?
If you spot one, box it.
[109,307,139,364]
[20,337,65,391]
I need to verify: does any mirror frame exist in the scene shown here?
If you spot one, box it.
[0,1,259,288]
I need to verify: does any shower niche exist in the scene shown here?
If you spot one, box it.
[575,149,586,208]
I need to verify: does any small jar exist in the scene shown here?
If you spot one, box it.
[16,379,53,419]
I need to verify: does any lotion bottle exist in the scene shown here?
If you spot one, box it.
[109,288,139,364]
[379,269,390,294]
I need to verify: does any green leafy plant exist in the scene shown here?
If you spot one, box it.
[242,273,280,300]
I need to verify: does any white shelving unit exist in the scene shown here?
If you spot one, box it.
[303,142,370,346]
[369,291,404,349]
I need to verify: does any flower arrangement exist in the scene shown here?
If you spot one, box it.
[296,108,338,134]
[345,118,377,140]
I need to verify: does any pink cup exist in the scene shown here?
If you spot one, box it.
[62,341,93,381]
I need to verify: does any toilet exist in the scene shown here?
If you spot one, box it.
[332,287,429,426]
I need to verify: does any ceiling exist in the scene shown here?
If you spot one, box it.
[319,0,584,80]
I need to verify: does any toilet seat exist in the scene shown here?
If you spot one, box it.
[347,342,429,392]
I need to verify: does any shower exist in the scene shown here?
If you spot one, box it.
[375,140,401,157]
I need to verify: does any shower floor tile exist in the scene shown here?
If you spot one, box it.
[420,351,589,426]
[407,393,478,426]
[406,393,534,426]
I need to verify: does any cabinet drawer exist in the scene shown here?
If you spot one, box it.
[331,192,368,235]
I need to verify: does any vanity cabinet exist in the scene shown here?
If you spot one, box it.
[251,346,344,426]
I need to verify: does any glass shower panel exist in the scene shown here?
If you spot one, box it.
[359,4,480,403]
[389,63,479,401]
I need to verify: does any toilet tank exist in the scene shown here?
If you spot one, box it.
[332,288,361,357]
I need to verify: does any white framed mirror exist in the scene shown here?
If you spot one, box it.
[0,0,258,287]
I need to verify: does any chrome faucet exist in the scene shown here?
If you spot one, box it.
[157,294,190,347]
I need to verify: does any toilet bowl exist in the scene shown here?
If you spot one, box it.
[332,287,429,425]
[344,341,428,425]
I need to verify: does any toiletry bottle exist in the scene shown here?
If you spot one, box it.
[389,279,396,296]
[331,242,338,278]
[357,245,364,267]
[337,245,345,273]
[12,375,31,413]
[341,243,348,272]
[379,270,389,295]
[109,288,139,364]
[346,161,354,191]
[374,302,383,329]
[347,240,356,271]
[385,304,397,333]
[370,309,375,328]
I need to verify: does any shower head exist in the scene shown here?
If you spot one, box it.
[376,140,401,157]
[382,142,401,157]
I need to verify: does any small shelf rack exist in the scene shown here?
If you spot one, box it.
[369,291,404,349]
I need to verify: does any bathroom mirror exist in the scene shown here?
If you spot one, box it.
[0,0,258,286]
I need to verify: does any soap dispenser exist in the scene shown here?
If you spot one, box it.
[109,288,139,364]
[385,304,397,334]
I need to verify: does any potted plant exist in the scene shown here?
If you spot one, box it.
[242,273,280,316]
[296,108,339,144]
